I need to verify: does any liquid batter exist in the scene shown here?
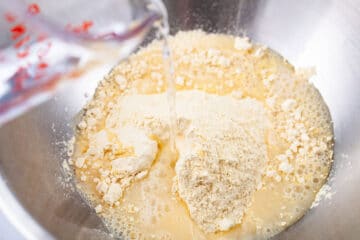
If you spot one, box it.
[71,30,333,239]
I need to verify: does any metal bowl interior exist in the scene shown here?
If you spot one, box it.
[0,0,359,239]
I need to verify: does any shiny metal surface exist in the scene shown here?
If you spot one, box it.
[0,0,359,239]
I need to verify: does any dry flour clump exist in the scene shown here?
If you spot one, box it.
[173,93,269,233]
[175,118,268,233]
[77,125,158,205]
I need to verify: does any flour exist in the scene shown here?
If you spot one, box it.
[311,184,335,208]
[108,91,268,233]
[71,30,334,240]
[111,126,158,175]
[71,120,160,205]
[175,115,268,233]
[76,89,270,232]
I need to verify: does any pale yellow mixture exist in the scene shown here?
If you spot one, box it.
[71,31,333,240]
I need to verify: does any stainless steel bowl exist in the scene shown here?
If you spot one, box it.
[0,0,359,239]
